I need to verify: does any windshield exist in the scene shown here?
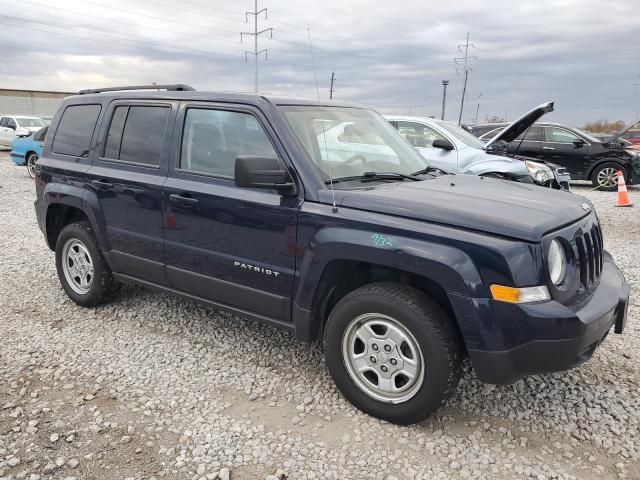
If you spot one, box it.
[281,106,428,181]
[436,122,485,148]
[16,117,47,128]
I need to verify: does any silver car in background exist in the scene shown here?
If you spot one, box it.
[385,103,571,190]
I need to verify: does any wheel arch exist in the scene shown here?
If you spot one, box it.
[300,259,466,349]
[586,159,629,180]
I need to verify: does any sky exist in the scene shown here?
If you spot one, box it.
[0,0,638,126]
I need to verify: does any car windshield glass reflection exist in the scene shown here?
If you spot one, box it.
[281,106,427,183]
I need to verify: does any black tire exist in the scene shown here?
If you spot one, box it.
[55,221,119,307]
[324,282,462,425]
[591,162,625,191]
[26,152,38,179]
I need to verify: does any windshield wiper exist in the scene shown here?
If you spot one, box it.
[410,166,450,176]
[326,171,420,184]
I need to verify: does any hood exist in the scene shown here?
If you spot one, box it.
[484,101,554,149]
[334,174,591,242]
[605,119,640,143]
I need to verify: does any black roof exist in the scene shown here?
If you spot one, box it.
[71,87,363,109]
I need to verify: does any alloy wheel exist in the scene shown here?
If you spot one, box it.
[597,167,618,189]
[27,153,38,179]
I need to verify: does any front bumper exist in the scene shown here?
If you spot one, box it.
[458,253,629,384]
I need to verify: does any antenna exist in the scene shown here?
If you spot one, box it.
[307,28,338,213]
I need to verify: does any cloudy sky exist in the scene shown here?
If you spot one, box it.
[0,0,638,125]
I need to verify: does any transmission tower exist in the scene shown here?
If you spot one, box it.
[241,0,273,93]
[454,32,477,126]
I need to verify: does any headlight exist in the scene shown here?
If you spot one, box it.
[526,161,554,184]
[548,239,566,285]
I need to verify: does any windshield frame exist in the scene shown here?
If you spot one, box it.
[278,105,429,188]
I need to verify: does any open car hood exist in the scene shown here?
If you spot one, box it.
[484,101,554,149]
[605,119,640,143]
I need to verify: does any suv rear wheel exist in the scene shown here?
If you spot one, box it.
[55,221,118,307]
[324,282,462,425]
[591,162,625,190]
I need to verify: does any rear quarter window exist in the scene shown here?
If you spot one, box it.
[52,104,101,157]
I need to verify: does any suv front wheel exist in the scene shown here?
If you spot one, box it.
[55,221,119,307]
[324,282,462,425]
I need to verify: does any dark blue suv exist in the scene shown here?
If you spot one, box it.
[35,85,630,425]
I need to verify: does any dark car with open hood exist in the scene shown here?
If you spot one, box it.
[34,85,630,425]
[471,108,640,190]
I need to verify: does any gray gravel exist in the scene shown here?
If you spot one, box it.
[0,156,638,480]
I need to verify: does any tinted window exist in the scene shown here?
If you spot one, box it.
[0,118,7,127]
[516,125,544,141]
[52,105,101,157]
[480,127,504,140]
[33,126,48,142]
[103,106,170,166]
[180,109,277,177]
[396,121,446,148]
[103,106,127,159]
[545,127,580,143]
[6,118,17,128]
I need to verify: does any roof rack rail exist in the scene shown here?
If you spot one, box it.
[78,84,195,94]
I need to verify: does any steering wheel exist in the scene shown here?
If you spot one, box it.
[345,154,366,165]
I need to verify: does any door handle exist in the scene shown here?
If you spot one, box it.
[91,179,114,189]
[542,146,555,150]
[169,193,199,205]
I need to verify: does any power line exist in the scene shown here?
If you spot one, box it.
[241,0,273,93]
[0,14,242,60]
[0,0,244,49]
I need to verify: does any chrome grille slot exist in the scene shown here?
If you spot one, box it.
[575,236,588,287]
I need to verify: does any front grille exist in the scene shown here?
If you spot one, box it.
[573,221,603,290]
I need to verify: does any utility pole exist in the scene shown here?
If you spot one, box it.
[473,93,482,125]
[241,0,273,93]
[329,71,336,99]
[454,32,477,126]
[440,80,449,120]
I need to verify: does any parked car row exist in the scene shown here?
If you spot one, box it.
[33,84,629,425]
[469,116,640,190]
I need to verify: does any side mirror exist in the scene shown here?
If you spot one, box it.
[235,156,295,194]
[432,138,454,151]
[573,138,586,148]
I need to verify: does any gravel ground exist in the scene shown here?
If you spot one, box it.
[0,154,638,480]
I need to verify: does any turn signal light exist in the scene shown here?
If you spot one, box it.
[490,284,550,304]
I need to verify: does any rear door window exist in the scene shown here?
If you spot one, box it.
[52,104,101,157]
[102,105,170,167]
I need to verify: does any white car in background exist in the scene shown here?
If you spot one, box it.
[0,115,48,148]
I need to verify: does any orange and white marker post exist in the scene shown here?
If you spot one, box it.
[615,170,633,207]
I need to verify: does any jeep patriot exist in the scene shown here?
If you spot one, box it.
[35,85,630,425]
